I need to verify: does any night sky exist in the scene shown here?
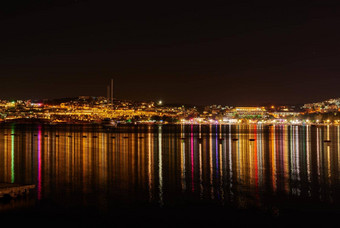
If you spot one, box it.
[1,0,340,106]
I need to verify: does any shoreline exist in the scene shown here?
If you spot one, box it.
[0,121,338,127]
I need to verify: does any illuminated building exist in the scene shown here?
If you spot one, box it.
[230,107,267,117]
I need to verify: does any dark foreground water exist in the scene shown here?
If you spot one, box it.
[0,124,339,227]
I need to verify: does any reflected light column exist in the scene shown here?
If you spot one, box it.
[296,126,301,194]
[148,132,153,201]
[191,125,194,192]
[326,126,331,186]
[11,126,15,183]
[271,125,277,193]
[199,139,203,199]
[327,145,331,186]
[257,125,263,188]
[209,125,214,199]
[37,126,42,200]
[181,124,186,192]
[316,128,321,185]
[254,125,259,198]
[338,126,340,177]
[306,125,311,184]
[228,125,233,200]
[158,126,163,206]
[283,126,289,194]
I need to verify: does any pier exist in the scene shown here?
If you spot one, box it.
[0,183,35,198]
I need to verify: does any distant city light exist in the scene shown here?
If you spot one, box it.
[0,95,339,126]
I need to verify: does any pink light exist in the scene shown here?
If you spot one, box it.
[37,126,42,200]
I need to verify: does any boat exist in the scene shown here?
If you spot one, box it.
[101,118,117,128]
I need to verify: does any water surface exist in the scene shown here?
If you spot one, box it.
[0,124,339,226]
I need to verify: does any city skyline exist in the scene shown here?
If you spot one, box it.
[1,94,339,126]
[1,77,339,107]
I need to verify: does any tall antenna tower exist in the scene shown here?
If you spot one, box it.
[106,79,114,107]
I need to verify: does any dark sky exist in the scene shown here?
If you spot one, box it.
[1,0,340,106]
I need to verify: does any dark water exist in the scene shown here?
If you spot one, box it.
[0,124,339,226]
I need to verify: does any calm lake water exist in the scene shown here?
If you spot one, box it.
[0,124,339,226]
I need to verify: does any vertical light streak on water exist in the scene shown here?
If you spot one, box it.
[210,125,214,199]
[283,125,289,194]
[4,130,8,182]
[319,128,324,200]
[327,125,330,141]
[199,140,203,199]
[148,132,153,201]
[254,125,259,195]
[142,132,146,190]
[239,125,244,184]
[250,142,253,185]
[11,126,15,183]
[320,129,323,179]
[228,125,233,200]
[191,125,194,192]
[82,133,87,194]
[219,125,223,194]
[45,132,50,191]
[249,125,253,187]
[301,126,305,177]
[327,145,331,186]
[132,133,137,186]
[222,125,227,193]
[237,125,240,185]
[296,127,300,188]
[66,133,70,185]
[102,132,107,186]
[215,125,218,184]
[137,132,140,187]
[338,126,340,177]
[181,124,186,192]
[292,126,296,182]
[258,125,262,188]
[271,125,277,192]
[326,126,331,187]
[291,126,298,195]
[158,125,163,206]
[290,126,294,184]
[219,142,223,201]
[70,133,74,185]
[280,126,284,188]
[198,123,202,197]
[122,133,126,182]
[37,126,42,200]
[316,128,321,184]
[141,132,145,188]
[258,125,262,179]
[306,125,311,183]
